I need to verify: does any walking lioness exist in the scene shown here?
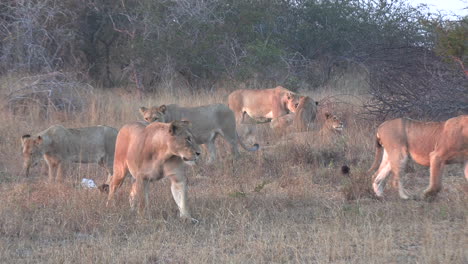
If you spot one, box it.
[107,121,201,222]
[139,103,258,163]
[21,125,118,183]
[228,86,300,124]
[369,115,468,199]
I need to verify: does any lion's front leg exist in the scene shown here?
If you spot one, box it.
[167,171,197,223]
[44,155,59,183]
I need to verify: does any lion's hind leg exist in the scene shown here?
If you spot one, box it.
[372,150,392,197]
[206,132,219,164]
[389,151,410,200]
[129,176,147,215]
[107,163,128,207]
[99,156,114,185]
[222,129,241,159]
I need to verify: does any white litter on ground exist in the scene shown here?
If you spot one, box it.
[81,178,97,189]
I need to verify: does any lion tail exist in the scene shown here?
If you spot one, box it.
[236,132,259,152]
[367,134,383,174]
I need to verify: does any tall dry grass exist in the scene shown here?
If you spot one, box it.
[0,76,466,263]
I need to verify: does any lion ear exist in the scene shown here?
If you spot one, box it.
[159,105,167,113]
[139,107,148,115]
[21,134,31,145]
[287,92,292,100]
[325,113,331,119]
[168,121,178,135]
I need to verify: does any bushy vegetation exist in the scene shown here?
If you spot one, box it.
[1,0,466,119]
[0,1,445,84]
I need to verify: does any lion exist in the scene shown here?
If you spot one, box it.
[139,103,259,163]
[227,86,301,124]
[270,96,318,134]
[271,107,344,137]
[106,121,201,222]
[319,113,344,134]
[21,125,118,183]
[368,115,468,200]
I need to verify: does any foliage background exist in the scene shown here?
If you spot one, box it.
[0,0,467,117]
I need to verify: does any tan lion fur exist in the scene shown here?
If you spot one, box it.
[139,103,258,163]
[369,115,468,199]
[107,121,201,222]
[319,113,344,135]
[270,96,318,134]
[271,107,344,138]
[227,86,300,124]
[21,125,118,183]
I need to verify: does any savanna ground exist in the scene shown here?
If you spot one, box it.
[0,74,466,264]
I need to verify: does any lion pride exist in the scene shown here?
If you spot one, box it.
[21,125,118,183]
[106,121,201,222]
[228,86,300,124]
[139,103,258,163]
[369,115,468,200]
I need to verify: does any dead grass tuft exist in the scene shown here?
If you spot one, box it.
[340,167,376,201]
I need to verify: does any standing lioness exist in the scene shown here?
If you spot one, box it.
[21,125,118,183]
[369,115,468,199]
[139,103,258,163]
[107,121,201,222]
[270,96,318,134]
[228,86,300,124]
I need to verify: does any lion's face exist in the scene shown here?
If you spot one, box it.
[285,92,301,113]
[21,135,44,176]
[166,121,201,165]
[324,113,344,132]
[139,105,167,123]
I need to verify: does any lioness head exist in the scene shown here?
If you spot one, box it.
[324,113,344,132]
[285,92,301,113]
[21,134,44,177]
[139,105,167,123]
[166,121,201,165]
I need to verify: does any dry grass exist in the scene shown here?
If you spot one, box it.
[0,77,466,263]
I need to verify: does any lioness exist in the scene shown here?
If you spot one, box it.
[271,109,344,136]
[369,115,468,199]
[228,86,300,124]
[21,125,118,183]
[270,96,318,133]
[320,113,344,134]
[139,104,259,163]
[106,121,201,222]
